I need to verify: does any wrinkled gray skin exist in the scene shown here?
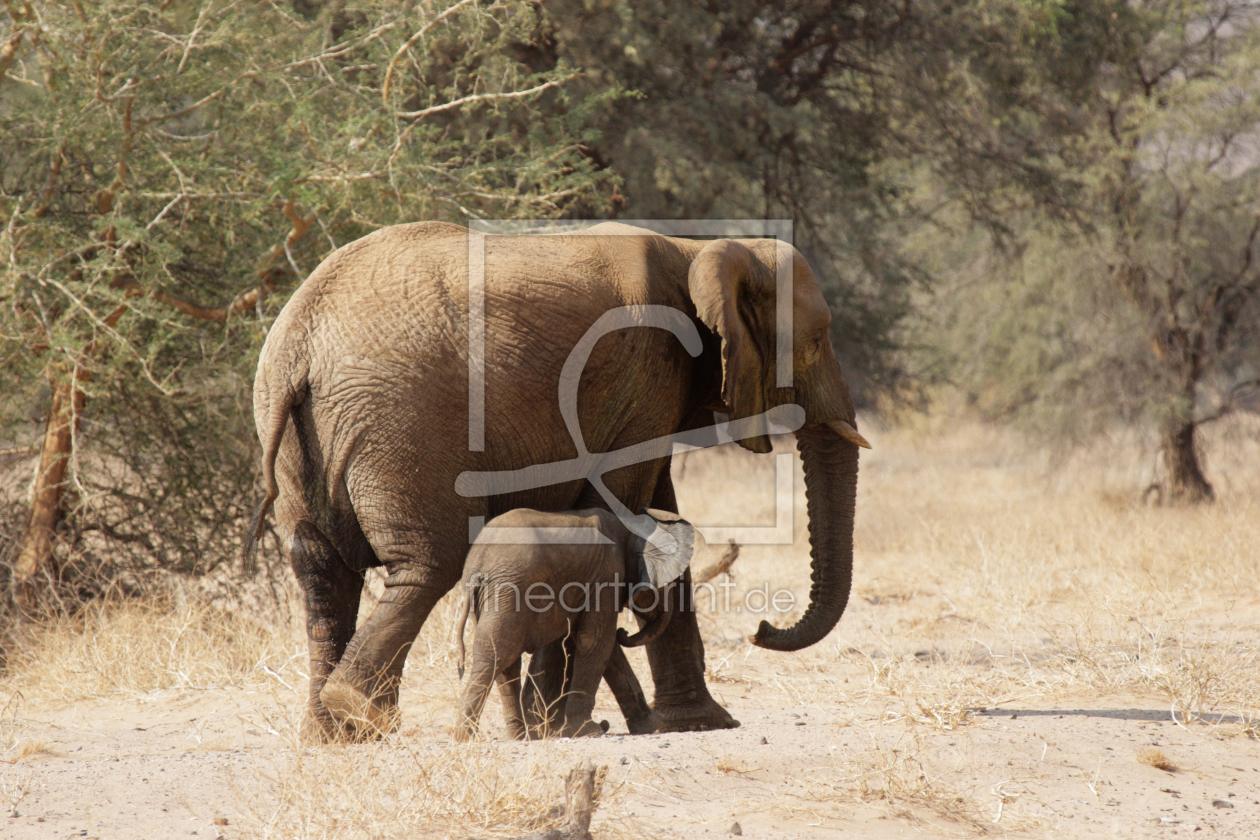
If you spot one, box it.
[453,507,690,741]
[245,222,868,742]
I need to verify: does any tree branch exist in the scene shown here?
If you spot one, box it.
[395,77,574,120]
[0,29,23,94]
[116,199,315,322]
[381,0,477,106]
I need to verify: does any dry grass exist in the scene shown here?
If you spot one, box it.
[674,412,1260,828]
[2,738,49,763]
[681,414,1260,717]
[0,594,304,702]
[1135,746,1178,772]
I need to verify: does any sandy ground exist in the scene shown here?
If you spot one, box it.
[3,420,1259,838]
[5,664,1258,838]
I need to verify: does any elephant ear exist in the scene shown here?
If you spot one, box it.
[688,239,774,454]
[635,509,695,588]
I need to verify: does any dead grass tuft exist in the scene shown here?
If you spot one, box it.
[2,739,49,763]
[838,732,997,831]
[716,755,758,775]
[1136,747,1177,772]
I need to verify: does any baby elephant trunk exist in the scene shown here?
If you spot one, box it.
[616,607,673,648]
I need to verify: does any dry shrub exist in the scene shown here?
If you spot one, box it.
[1136,747,1177,772]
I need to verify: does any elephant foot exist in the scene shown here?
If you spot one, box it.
[300,709,378,745]
[625,709,663,736]
[653,696,740,733]
[561,719,609,739]
[319,676,400,740]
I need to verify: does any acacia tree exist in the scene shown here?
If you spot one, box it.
[899,0,1260,502]
[1,0,613,611]
[1091,1,1260,501]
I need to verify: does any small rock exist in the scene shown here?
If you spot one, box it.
[620,756,629,765]
[759,736,768,745]
[794,721,806,726]
[730,822,742,836]
[1160,816,1181,824]
[213,818,229,826]
[1212,799,1234,809]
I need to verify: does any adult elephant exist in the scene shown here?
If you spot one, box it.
[244,221,869,741]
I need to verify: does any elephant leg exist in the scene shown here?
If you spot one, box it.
[522,637,573,738]
[321,552,457,738]
[644,468,739,732]
[603,645,661,735]
[560,618,613,739]
[289,521,365,744]
[455,637,504,742]
[495,656,527,740]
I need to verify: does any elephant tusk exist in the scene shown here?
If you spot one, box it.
[825,419,872,449]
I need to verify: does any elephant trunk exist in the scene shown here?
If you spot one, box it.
[617,602,674,648]
[751,425,858,651]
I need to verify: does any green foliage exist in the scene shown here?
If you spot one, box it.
[0,0,614,585]
[901,0,1260,459]
[534,0,920,398]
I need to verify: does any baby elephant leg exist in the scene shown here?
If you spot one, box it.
[560,619,614,738]
[603,645,662,735]
[495,657,527,740]
[455,637,505,742]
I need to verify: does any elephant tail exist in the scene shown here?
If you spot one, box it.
[455,576,480,679]
[241,351,309,566]
[616,604,673,648]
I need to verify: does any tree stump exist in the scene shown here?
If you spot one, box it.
[515,760,605,840]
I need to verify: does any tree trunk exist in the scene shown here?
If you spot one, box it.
[1162,418,1214,504]
[12,378,84,614]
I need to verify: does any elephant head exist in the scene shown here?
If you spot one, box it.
[688,239,870,652]
[618,509,694,648]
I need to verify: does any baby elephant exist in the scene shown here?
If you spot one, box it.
[454,506,694,740]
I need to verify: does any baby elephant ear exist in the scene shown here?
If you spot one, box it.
[636,508,695,588]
